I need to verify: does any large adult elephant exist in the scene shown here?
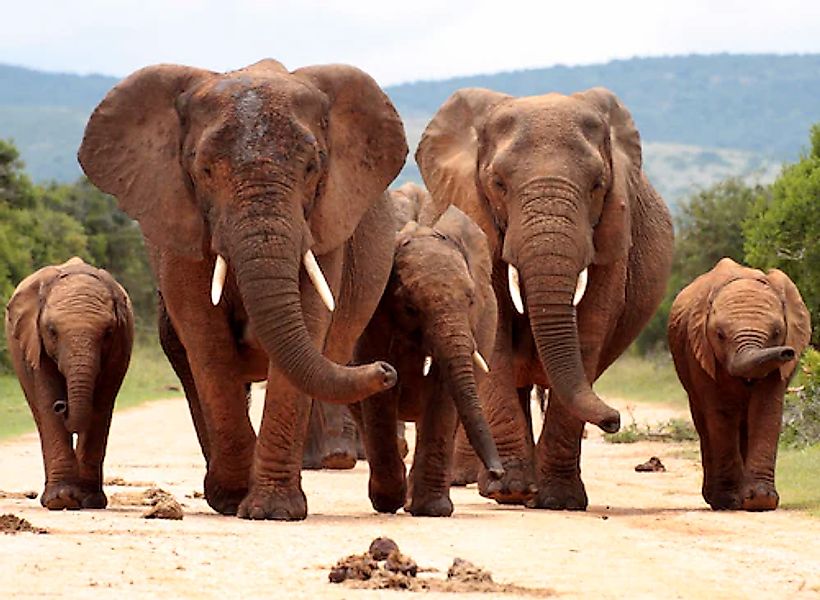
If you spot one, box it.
[415,87,674,509]
[79,60,408,520]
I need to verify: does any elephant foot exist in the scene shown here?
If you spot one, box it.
[405,493,454,517]
[450,462,479,487]
[41,482,106,510]
[705,488,742,511]
[478,458,536,505]
[369,478,406,514]
[741,482,779,511]
[321,442,358,470]
[237,485,308,521]
[204,471,248,516]
[527,475,588,511]
[302,451,324,470]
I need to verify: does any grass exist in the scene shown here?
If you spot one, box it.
[777,445,820,516]
[604,415,698,444]
[595,351,688,408]
[0,342,179,441]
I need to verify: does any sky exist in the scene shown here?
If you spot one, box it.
[1,0,819,86]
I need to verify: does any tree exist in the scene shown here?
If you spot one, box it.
[744,124,820,346]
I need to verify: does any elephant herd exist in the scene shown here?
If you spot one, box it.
[4,59,811,520]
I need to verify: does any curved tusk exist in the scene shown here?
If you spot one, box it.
[508,264,524,314]
[472,350,490,374]
[573,267,588,307]
[211,255,228,306]
[303,250,335,312]
[423,355,433,377]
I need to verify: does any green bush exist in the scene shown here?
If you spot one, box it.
[781,348,820,449]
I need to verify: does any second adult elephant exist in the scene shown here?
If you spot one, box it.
[80,60,407,520]
[416,87,674,509]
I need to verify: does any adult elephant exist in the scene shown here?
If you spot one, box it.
[79,60,408,520]
[415,87,674,509]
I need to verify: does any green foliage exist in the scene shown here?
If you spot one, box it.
[634,178,766,353]
[603,410,697,444]
[744,125,820,345]
[0,139,156,372]
[781,349,820,449]
[596,351,687,407]
[777,444,820,516]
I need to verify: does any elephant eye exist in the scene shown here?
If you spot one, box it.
[716,329,726,341]
[47,324,57,338]
[492,174,507,194]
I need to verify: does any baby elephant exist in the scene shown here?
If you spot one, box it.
[668,258,811,511]
[5,257,134,509]
[356,202,504,517]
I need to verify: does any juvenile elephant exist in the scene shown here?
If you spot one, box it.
[356,197,504,517]
[668,258,811,511]
[4,257,134,509]
[416,87,674,508]
[79,60,407,520]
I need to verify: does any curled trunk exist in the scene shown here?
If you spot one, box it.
[228,201,395,404]
[728,345,795,380]
[518,191,620,433]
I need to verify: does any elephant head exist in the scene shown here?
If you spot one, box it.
[390,204,502,476]
[79,60,408,404]
[415,87,642,432]
[671,258,811,382]
[5,257,133,433]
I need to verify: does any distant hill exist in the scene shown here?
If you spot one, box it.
[2,54,819,205]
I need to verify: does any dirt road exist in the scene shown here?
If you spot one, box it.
[1,395,818,599]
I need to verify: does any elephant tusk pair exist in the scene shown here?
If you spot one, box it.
[507,264,589,313]
[210,250,336,312]
[422,351,490,376]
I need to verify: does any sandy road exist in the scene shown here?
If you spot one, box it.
[1,395,818,599]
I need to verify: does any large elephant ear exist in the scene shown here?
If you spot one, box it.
[293,65,408,255]
[574,87,643,265]
[78,64,215,258]
[5,265,61,368]
[415,88,510,251]
[765,269,812,379]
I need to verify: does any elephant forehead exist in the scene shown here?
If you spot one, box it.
[490,94,603,139]
[394,241,472,299]
[712,279,783,316]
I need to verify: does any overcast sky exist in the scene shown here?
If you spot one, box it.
[1,0,819,86]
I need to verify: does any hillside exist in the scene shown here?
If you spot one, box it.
[1,54,819,203]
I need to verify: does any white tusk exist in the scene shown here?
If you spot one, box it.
[423,355,433,377]
[573,267,588,307]
[472,350,490,374]
[211,255,228,306]
[508,264,524,314]
[303,250,335,312]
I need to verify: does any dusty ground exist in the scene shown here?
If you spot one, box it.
[1,395,819,599]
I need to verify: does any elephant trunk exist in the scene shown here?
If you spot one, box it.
[63,337,100,434]
[517,188,620,433]
[429,315,504,477]
[228,197,395,404]
[728,345,795,380]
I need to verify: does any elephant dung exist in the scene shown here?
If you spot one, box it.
[634,456,667,472]
[368,536,399,561]
[0,514,47,534]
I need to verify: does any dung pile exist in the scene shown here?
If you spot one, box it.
[110,487,184,520]
[0,514,47,534]
[635,456,667,472]
[329,537,552,595]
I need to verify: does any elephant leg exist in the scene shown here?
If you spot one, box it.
[24,358,83,510]
[160,258,256,516]
[74,406,112,509]
[406,387,458,517]
[318,403,358,470]
[741,381,784,511]
[158,292,210,463]
[702,399,743,510]
[302,400,325,470]
[688,399,714,506]
[396,421,408,460]
[450,423,480,486]
[530,393,588,510]
[360,391,406,513]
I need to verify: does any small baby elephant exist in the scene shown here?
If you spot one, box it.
[668,258,811,511]
[5,257,134,509]
[356,198,503,517]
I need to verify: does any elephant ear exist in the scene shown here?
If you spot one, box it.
[96,268,135,334]
[293,65,408,255]
[78,64,215,258]
[765,269,812,379]
[573,87,642,265]
[5,265,61,368]
[415,88,511,252]
[388,183,425,231]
